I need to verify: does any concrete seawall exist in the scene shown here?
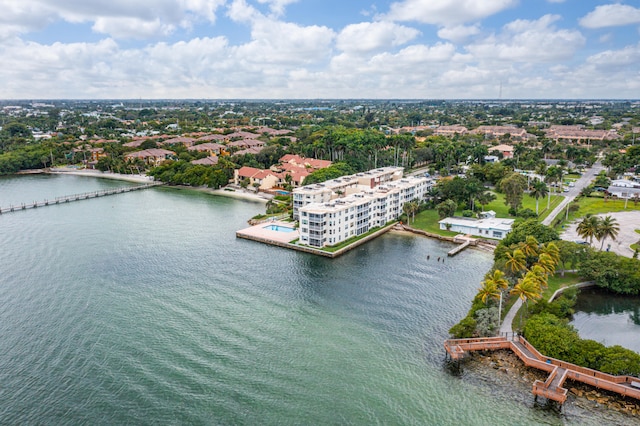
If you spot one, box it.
[236,223,396,258]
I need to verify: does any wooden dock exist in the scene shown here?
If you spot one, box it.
[0,182,163,214]
[444,335,640,405]
[447,235,477,257]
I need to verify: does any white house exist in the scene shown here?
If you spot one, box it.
[438,216,515,240]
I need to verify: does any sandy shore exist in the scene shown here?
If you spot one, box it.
[198,187,271,203]
[47,168,154,184]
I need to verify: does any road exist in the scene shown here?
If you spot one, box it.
[541,161,605,226]
[501,162,605,334]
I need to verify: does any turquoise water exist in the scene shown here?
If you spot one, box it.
[0,175,626,425]
[263,224,295,232]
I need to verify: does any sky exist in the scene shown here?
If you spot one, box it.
[1,0,639,100]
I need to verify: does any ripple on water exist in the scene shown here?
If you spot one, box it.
[1,175,626,425]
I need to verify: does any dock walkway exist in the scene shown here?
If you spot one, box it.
[444,335,640,405]
[0,182,163,214]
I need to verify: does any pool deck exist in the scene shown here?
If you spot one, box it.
[236,221,397,258]
[236,221,300,244]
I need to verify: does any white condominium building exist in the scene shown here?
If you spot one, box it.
[296,170,432,248]
[293,167,404,220]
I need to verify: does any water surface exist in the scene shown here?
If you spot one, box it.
[0,174,631,425]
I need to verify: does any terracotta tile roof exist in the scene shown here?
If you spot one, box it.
[196,134,227,141]
[188,142,225,152]
[191,156,219,166]
[162,137,196,146]
[124,148,175,159]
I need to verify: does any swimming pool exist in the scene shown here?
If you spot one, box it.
[263,224,296,233]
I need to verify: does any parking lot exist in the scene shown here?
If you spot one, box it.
[560,211,640,257]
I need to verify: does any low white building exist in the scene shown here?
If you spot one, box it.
[607,184,640,199]
[297,170,433,248]
[438,216,515,240]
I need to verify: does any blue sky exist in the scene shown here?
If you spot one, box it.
[1,0,639,99]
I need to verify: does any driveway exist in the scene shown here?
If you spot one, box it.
[560,211,640,257]
[541,161,605,226]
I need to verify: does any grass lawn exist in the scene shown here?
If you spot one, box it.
[410,192,564,237]
[506,272,585,331]
[482,192,563,220]
[410,209,459,236]
[555,196,640,229]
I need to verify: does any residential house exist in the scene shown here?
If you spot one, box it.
[191,156,219,166]
[472,126,527,140]
[489,144,515,159]
[124,149,176,167]
[438,216,515,240]
[544,125,619,143]
[188,142,226,156]
[433,125,469,137]
[234,166,280,190]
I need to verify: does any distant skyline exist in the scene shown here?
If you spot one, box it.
[1,1,639,100]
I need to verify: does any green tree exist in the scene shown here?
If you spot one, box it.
[596,215,619,251]
[576,214,600,245]
[475,191,496,212]
[436,199,457,219]
[529,180,548,215]
[500,172,528,212]
[504,249,526,275]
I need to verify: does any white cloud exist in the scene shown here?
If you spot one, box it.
[467,15,585,63]
[256,0,299,17]
[586,43,640,70]
[92,17,176,39]
[546,0,566,3]
[336,21,420,54]
[579,4,640,29]
[437,24,480,43]
[0,0,226,39]
[385,0,517,25]
[234,18,335,65]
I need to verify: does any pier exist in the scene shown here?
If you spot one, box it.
[0,182,163,214]
[447,235,477,257]
[444,335,640,405]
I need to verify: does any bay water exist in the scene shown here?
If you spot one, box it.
[0,175,630,425]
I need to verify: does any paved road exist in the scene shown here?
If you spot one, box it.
[501,162,604,334]
[541,161,605,226]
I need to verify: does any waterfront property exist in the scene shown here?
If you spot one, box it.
[438,212,515,240]
[293,168,433,248]
[292,167,406,220]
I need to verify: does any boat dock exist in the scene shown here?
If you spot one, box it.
[0,182,163,214]
[444,335,640,405]
[447,235,477,257]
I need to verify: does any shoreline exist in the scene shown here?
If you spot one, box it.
[46,168,154,184]
[43,168,270,203]
[463,350,640,422]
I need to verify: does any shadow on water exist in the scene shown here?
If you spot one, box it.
[574,288,640,325]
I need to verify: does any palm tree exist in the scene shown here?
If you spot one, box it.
[596,215,620,250]
[540,242,560,265]
[481,269,509,325]
[529,180,548,215]
[534,254,556,277]
[520,235,539,258]
[511,274,543,325]
[505,249,527,275]
[577,214,601,245]
[478,280,499,305]
[476,191,496,212]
